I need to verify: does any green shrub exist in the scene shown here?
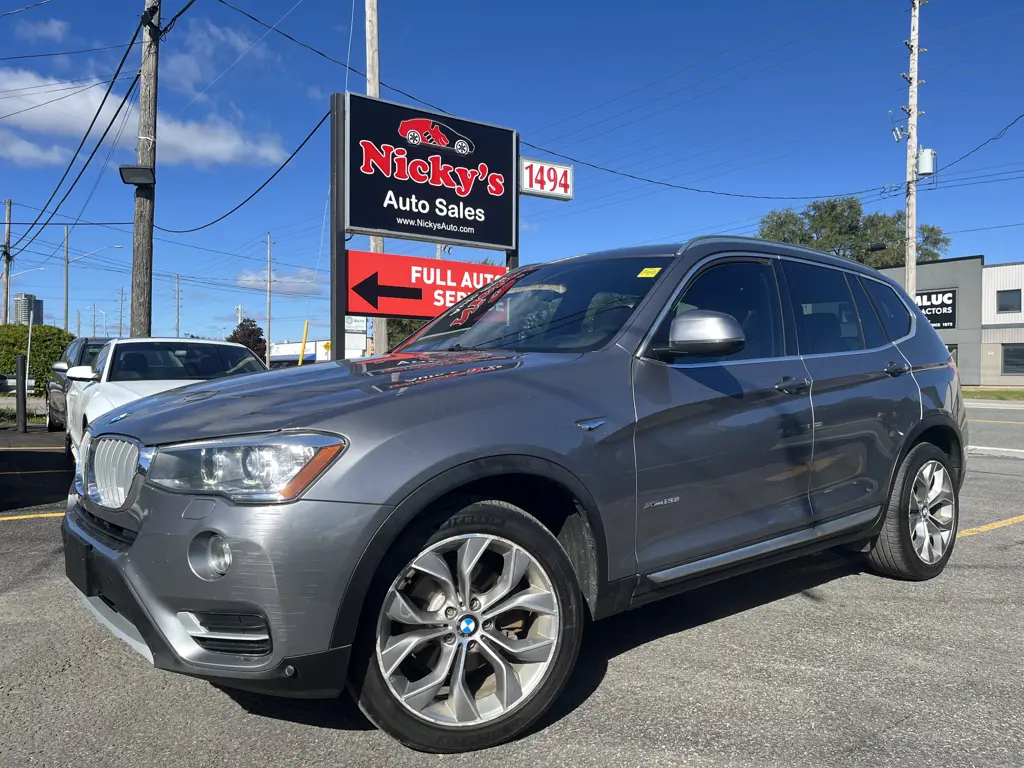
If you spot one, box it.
[0,323,76,396]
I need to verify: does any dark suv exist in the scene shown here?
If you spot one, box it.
[62,238,966,752]
[46,336,110,433]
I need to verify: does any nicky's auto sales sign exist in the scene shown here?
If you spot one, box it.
[345,93,517,251]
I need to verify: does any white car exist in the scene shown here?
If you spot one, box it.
[65,338,267,459]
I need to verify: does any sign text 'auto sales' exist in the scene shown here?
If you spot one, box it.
[345,93,517,251]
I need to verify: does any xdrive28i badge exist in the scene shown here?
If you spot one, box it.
[342,93,517,251]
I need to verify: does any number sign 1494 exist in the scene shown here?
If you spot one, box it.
[519,158,574,200]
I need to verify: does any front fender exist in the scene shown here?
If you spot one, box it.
[327,453,608,649]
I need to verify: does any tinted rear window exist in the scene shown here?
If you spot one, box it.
[81,343,105,367]
[861,277,913,340]
[781,260,864,355]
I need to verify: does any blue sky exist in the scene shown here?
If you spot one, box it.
[2,0,1023,342]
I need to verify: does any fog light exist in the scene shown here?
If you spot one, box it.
[208,535,232,575]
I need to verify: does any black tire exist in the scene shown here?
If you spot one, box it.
[349,499,585,753]
[45,397,61,432]
[868,443,959,580]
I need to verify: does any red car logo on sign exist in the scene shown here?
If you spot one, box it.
[398,118,475,156]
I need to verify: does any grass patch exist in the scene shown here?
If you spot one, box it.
[962,387,1024,401]
[0,408,45,424]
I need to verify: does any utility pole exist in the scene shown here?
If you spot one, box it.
[265,233,272,366]
[91,304,97,336]
[76,310,81,337]
[235,304,245,325]
[903,0,923,297]
[174,273,180,336]
[119,287,125,337]
[366,0,388,353]
[130,0,160,337]
[1,198,11,325]
[63,225,69,331]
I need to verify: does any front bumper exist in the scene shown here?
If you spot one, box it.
[62,486,384,698]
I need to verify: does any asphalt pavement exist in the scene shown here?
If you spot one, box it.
[965,399,1024,457]
[1,480,1022,764]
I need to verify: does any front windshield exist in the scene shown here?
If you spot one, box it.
[108,342,266,382]
[398,256,673,354]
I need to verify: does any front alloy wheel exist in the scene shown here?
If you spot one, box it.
[377,534,559,726]
[352,500,584,752]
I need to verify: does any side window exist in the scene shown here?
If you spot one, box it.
[861,277,913,341]
[651,260,785,363]
[92,343,112,376]
[848,275,887,349]
[781,260,865,355]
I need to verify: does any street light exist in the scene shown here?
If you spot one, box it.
[65,242,122,331]
[119,164,155,186]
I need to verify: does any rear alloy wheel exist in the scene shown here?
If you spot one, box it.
[352,500,584,752]
[868,443,959,580]
[454,139,470,155]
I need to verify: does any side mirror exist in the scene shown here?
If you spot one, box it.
[66,365,99,382]
[51,361,68,373]
[665,310,745,356]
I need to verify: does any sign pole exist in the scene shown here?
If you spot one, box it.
[330,92,348,362]
[507,132,521,270]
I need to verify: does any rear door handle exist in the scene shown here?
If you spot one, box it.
[775,376,810,395]
[884,361,911,377]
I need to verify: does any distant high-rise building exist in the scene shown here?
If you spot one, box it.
[13,293,44,326]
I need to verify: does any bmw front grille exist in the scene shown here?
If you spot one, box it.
[87,437,141,509]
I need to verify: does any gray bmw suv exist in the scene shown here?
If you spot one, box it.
[62,237,966,752]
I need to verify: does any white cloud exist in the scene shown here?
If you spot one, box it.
[0,67,287,167]
[235,268,324,296]
[163,18,277,98]
[307,86,323,101]
[0,127,67,166]
[16,19,70,43]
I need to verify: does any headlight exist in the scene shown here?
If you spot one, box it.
[147,433,346,503]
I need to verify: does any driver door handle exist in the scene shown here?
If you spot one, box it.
[775,376,810,395]
[884,361,911,377]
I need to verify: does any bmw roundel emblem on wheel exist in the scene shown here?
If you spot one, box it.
[457,616,476,636]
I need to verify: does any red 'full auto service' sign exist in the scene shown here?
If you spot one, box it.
[346,249,507,320]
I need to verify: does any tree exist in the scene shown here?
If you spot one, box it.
[0,323,75,396]
[226,318,266,359]
[757,197,951,268]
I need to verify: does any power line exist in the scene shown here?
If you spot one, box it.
[11,21,143,251]
[178,0,308,114]
[540,0,900,148]
[944,111,1024,171]
[213,0,448,112]
[155,109,330,233]
[0,81,106,121]
[0,42,140,62]
[526,0,848,137]
[14,74,142,257]
[213,0,906,204]
[0,0,52,19]
[160,0,197,36]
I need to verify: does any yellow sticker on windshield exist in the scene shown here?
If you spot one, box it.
[637,267,662,278]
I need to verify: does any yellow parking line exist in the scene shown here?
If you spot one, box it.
[0,512,65,522]
[0,469,72,475]
[961,514,1024,537]
[968,419,1024,425]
